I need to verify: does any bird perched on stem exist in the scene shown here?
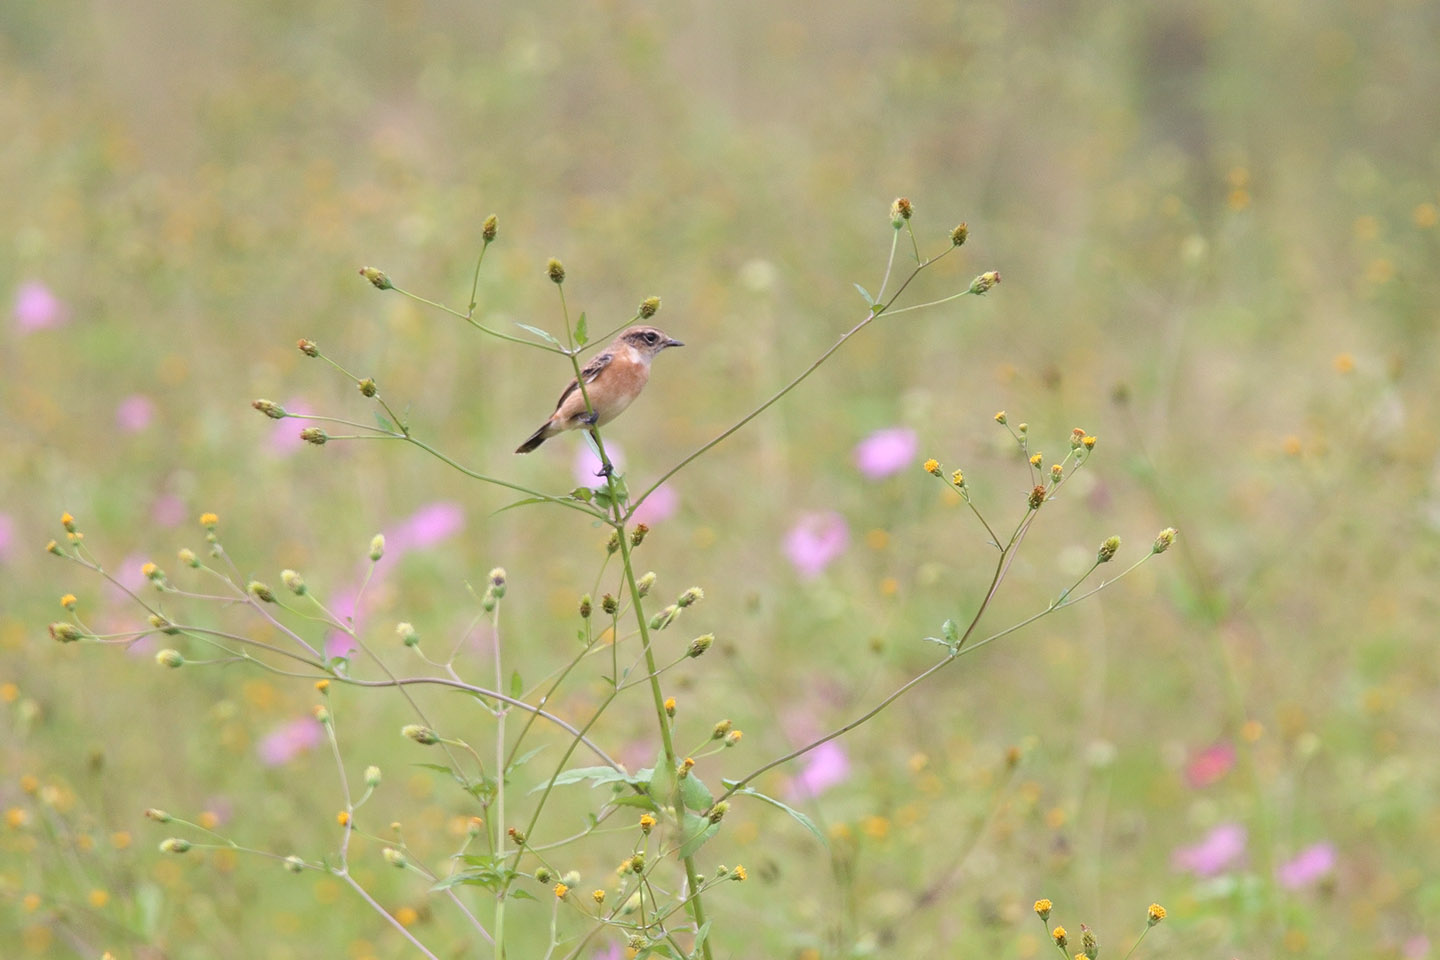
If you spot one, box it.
[515,325,684,454]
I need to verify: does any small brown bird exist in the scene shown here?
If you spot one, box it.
[515,325,684,454]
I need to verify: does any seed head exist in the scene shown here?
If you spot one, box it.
[383,847,407,868]
[396,622,419,647]
[49,622,83,643]
[677,586,704,608]
[178,548,198,568]
[546,258,566,284]
[284,855,305,873]
[631,523,650,546]
[489,567,507,597]
[402,724,439,745]
[359,266,392,290]
[154,649,184,669]
[1081,926,1097,959]
[299,427,327,446]
[636,572,656,597]
[369,534,385,561]
[297,339,319,357]
[252,399,286,419]
[535,867,553,884]
[711,719,732,739]
[969,271,1001,295]
[482,214,498,242]
[601,593,618,615]
[687,634,714,658]
[1097,536,1121,563]
[145,808,172,822]
[639,296,661,319]
[1028,485,1047,510]
[159,838,191,854]
[891,197,914,223]
[950,222,969,246]
[707,801,729,824]
[357,378,377,398]
[649,605,678,630]
[148,614,178,635]
[1152,527,1178,554]
[281,570,307,595]
[579,594,592,618]
[365,766,382,788]
[994,411,1007,425]
[725,730,743,747]
[247,581,275,603]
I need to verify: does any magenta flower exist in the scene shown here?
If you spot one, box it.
[266,397,309,456]
[787,741,851,799]
[1172,822,1247,877]
[854,427,918,479]
[785,511,849,579]
[387,501,466,555]
[150,494,186,528]
[633,483,679,525]
[257,715,324,766]
[1276,843,1336,889]
[115,394,155,433]
[1185,742,1235,788]
[1403,936,1430,959]
[13,281,67,332]
[0,513,13,563]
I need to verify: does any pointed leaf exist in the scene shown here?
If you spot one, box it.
[678,773,714,813]
[514,322,562,347]
[647,751,677,807]
[506,745,546,775]
[575,312,588,345]
[853,282,876,305]
[735,787,826,844]
[509,670,523,700]
[530,765,630,793]
[942,618,959,644]
[507,888,537,902]
[611,793,660,811]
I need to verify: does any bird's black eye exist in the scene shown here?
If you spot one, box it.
[644,332,658,343]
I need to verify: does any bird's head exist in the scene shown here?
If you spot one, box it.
[618,325,684,359]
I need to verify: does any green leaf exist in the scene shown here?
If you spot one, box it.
[735,787,826,845]
[647,752,677,807]
[373,411,395,433]
[531,765,630,793]
[942,618,959,644]
[853,282,876,305]
[569,486,594,502]
[611,793,660,811]
[509,670,523,700]
[507,745,546,774]
[506,888,537,902]
[677,810,719,858]
[678,773,714,813]
[492,496,555,516]
[694,920,713,952]
[575,312,588,345]
[514,322,562,347]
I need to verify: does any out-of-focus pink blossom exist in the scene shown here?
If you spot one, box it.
[854,427,918,479]
[1276,843,1336,889]
[0,513,13,563]
[387,501,466,555]
[787,741,851,799]
[14,282,67,332]
[257,715,324,766]
[1172,823,1247,877]
[267,397,309,456]
[1403,935,1430,959]
[785,511,849,579]
[116,394,156,433]
[150,494,186,528]
[574,442,626,487]
[1185,742,1235,788]
[633,483,679,525]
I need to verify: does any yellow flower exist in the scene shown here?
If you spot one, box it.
[1082,436,1097,450]
[923,458,940,475]
[733,864,747,881]
[314,679,330,693]
[554,882,569,899]
[1033,898,1052,919]
[1029,453,1043,467]
[951,470,965,487]
[88,888,109,909]
[1333,353,1355,374]
[592,889,606,904]
[1052,926,1068,948]
[200,513,219,528]
[60,594,77,610]
[141,562,159,579]
[639,814,656,834]
[394,906,418,927]
[60,512,76,531]
[1147,903,1166,926]
[336,811,350,827]
[664,697,676,717]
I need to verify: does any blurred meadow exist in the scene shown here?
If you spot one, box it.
[4,0,1440,957]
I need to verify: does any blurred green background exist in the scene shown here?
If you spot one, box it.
[4,0,1439,957]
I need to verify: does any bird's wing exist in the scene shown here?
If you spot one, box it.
[551,351,613,411]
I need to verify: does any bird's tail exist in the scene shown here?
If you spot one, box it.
[515,421,553,454]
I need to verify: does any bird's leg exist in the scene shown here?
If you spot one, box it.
[589,429,613,477]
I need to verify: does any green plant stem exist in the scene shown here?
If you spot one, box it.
[393,285,564,353]
[628,247,958,515]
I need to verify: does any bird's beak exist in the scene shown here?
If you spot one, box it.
[666,338,685,348]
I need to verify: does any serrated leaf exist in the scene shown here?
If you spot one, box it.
[942,618,959,644]
[735,787,826,845]
[509,670,523,700]
[514,322,562,347]
[678,773,714,813]
[677,810,719,858]
[531,765,630,793]
[575,312,588,345]
[569,486,594,502]
[853,282,876,305]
